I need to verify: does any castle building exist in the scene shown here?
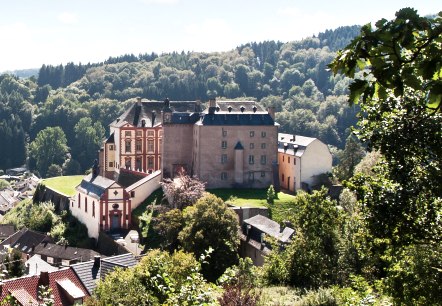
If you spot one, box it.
[162,99,279,188]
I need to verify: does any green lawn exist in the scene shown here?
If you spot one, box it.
[42,175,84,196]
[207,188,297,208]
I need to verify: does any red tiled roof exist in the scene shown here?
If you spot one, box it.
[0,268,89,305]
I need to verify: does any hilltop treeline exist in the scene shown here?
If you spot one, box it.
[0,25,360,176]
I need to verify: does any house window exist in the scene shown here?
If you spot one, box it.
[136,158,142,170]
[125,140,131,153]
[250,143,254,149]
[131,191,135,197]
[282,155,285,162]
[92,202,95,217]
[221,154,227,164]
[125,131,131,137]
[282,174,285,182]
[222,129,227,137]
[221,172,227,180]
[136,130,142,137]
[261,131,266,137]
[78,194,80,208]
[147,140,154,152]
[288,157,291,163]
[261,171,265,177]
[147,130,155,137]
[250,131,255,137]
[294,159,296,165]
[147,156,154,169]
[248,155,254,164]
[85,197,87,213]
[261,143,266,149]
[125,158,131,169]
[248,172,254,181]
[158,131,163,137]
[221,141,227,149]
[109,162,114,168]
[158,138,162,149]
[136,140,142,151]
[126,214,129,220]
[260,155,267,165]
[109,145,114,151]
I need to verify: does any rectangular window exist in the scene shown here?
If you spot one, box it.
[147,130,155,137]
[136,140,142,151]
[131,191,135,197]
[109,145,114,151]
[260,155,267,165]
[294,159,296,165]
[282,155,285,162]
[222,141,227,149]
[250,143,254,149]
[221,172,227,180]
[126,214,129,220]
[147,156,154,169]
[125,131,131,137]
[261,131,266,137]
[85,198,87,213]
[125,141,131,153]
[248,155,254,164]
[222,129,227,137]
[248,172,254,181]
[136,130,142,137]
[282,174,285,182]
[221,154,227,164]
[159,138,162,149]
[261,143,266,149]
[109,162,114,168]
[250,131,255,137]
[158,130,163,137]
[147,140,154,152]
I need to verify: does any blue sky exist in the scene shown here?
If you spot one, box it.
[0,0,440,71]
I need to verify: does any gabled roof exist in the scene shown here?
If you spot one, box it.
[25,255,59,276]
[116,169,147,189]
[71,253,137,295]
[0,224,15,240]
[76,174,118,199]
[0,228,52,253]
[278,133,318,157]
[105,132,115,144]
[244,214,295,243]
[33,242,100,262]
[0,268,89,306]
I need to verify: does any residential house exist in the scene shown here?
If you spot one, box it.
[278,133,332,192]
[32,242,100,267]
[0,225,15,242]
[0,269,89,305]
[239,214,295,266]
[0,228,53,260]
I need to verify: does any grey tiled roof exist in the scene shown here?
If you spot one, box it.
[0,224,15,240]
[244,215,295,243]
[111,101,201,128]
[0,228,52,253]
[77,174,116,199]
[101,253,137,278]
[33,242,100,261]
[201,113,275,126]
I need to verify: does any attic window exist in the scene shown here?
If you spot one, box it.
[240,106,245,112]
[227,106,232,113]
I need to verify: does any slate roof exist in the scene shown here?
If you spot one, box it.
[244,214,295,243]
[76,174,117,200]
[71,253,137,295]
[33,242,100,262]
[170,112,201,124]
[0,268,89,306]
[0,228,52,254]
[110,100,201,128]
[201,113,275,126]
[105,132,115,144]
[278,133,317,157]
[214,101,265,112]
[0,224,15,240]
[116,169,147,188]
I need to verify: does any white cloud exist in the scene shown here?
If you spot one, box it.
[57,12,78,24]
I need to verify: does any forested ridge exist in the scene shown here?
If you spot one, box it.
[1,25,360,176]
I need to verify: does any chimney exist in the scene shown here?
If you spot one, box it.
[40,271,49,286]
[164,97,170,108]
[141,119,146,127]
[208,98,216,114]
[267,107,275,120]
[136,97,142,107]
[151,111,156,127]
[92,159,99,178]
[93,255,101,268]
[195,99,201,112]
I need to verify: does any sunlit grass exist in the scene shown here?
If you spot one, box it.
[42,175,84,196]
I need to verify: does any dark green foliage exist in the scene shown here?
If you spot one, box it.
[4,249,25,278]
[179,194,240,282]
[266,185,276,204]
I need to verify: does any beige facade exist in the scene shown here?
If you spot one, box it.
[278,133,332,192]
[162,100,279,189]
